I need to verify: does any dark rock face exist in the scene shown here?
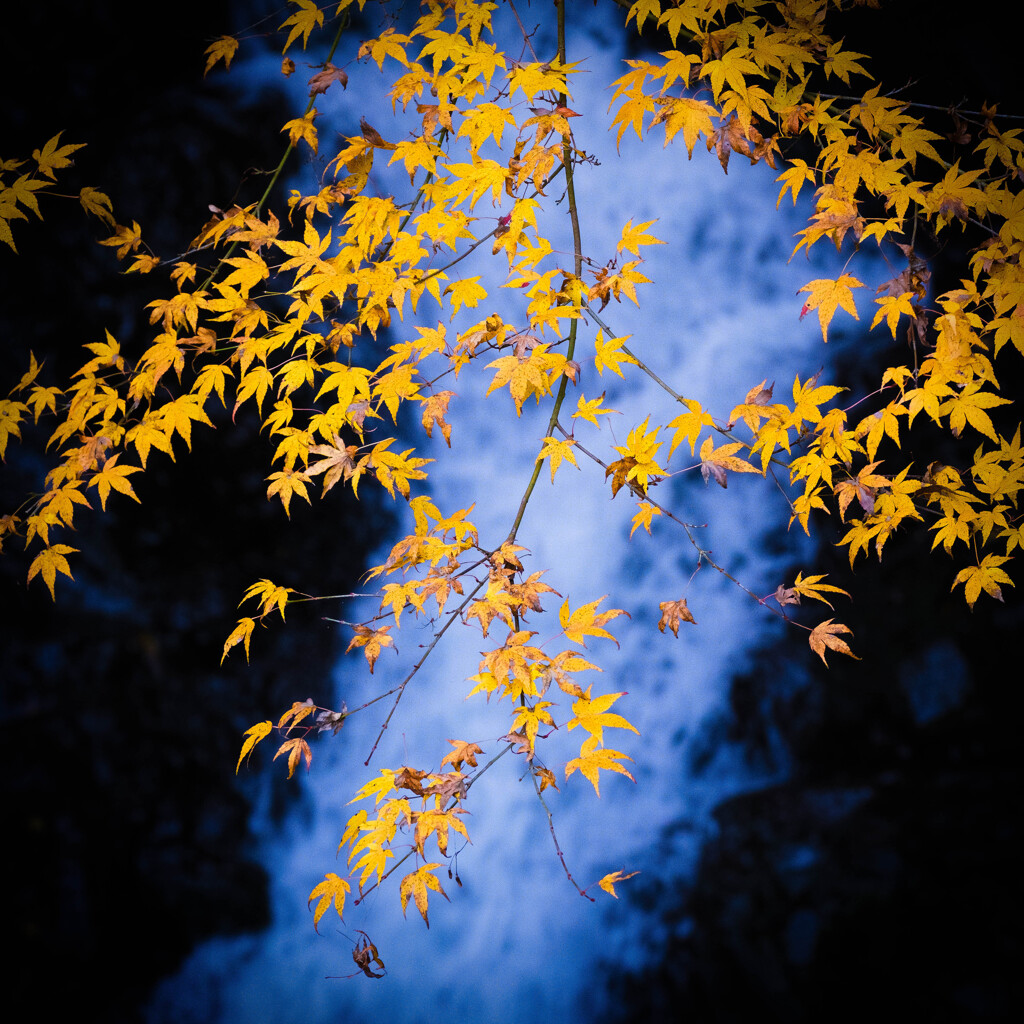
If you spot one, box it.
[2,3,385,1021]
[608,659,1024,1024]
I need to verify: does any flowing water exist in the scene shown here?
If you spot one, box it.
[147,10,872,1022]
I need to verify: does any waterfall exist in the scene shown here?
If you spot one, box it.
[147,10,870,1023]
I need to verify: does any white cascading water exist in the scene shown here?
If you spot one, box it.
[148,8,876,1023]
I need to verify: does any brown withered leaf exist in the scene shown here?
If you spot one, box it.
[500,729,534,761]
[360,117,395,150]
[658,597,696,637]
[308,62,348,97]
[393,766,430,795]
[350,931,386,979]
[316,704,348,735]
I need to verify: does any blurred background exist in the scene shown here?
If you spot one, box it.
[3,3,1021,1022]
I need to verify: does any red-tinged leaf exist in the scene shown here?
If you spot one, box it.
[274,737,312,778]
[440,739,484,772]
[798,275,864,344]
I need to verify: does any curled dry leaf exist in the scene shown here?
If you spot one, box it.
[658,597,696,637]
[308,62,348,97]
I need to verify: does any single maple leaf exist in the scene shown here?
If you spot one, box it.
[597,869,640,898]
[236,720,272,773]
[565,738,635,796]
[308,61,348,96]
[440,739,484,773]
[567,687,639,744]
[698,437,759,487]
[221,616,258,664]
[559,596,627,647]
[27,543,78,598]
[273,736,312,778]
[798,275,864,344]
[32,132,84,180]
[658,597,696,636]
[808,618,860,666]
[399,864,449,928]
[308,872,351,932]
[278,698,316,733]
[348,931,386,979]
[346,624,395,673]
[952,554,1014,608]
[204,35,239,76]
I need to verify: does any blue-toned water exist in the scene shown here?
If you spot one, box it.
[147,8,877,1022]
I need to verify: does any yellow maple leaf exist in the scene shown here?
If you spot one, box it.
[798,275,864,343]
[279,0,324,53]
[98,221,142,260]
[808,618,860,666]
[221,616,258,664]
[565,737,635,796]
[266,468,311,516]
[282,112,320,154]
[630,501,662,537]
[597,869,640,898]
[399,864,449,928]
[308,872,351,932]
[617,218,665,257]
[32,132,84,180]
[559,596,627,647]
[592,330,637,378]
[87,454,142,511]
[204,35,239,76]
[236,720,272,773]
[242,578,294,620]
[952,554,1014,608]
[567,686,639,744]
[346,624,395,673]
[27,543,78,598]
[536,436,579,482]
[79,187,115,226]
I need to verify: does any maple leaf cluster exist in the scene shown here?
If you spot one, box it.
[4,0,1023,940]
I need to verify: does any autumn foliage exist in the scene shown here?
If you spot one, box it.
[3,0,1022,940]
